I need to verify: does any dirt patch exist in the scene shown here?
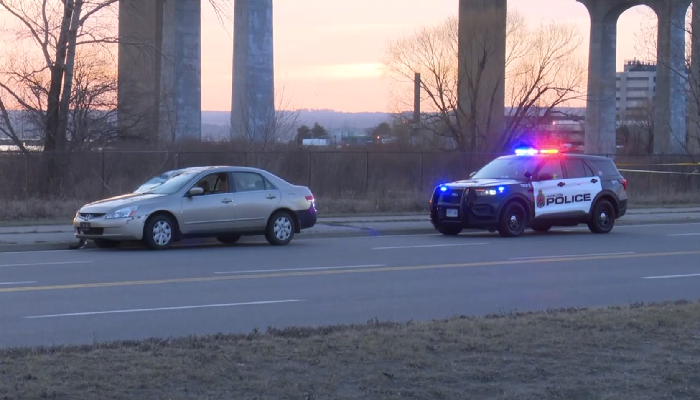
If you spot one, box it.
[1,300,699,400]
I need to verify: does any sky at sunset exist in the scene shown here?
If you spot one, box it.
[0,0,666,113]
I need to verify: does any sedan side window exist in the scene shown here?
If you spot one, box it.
[192,173,229,195]
[232,172,266,192]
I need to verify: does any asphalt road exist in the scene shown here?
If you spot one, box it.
[1,222,699,348]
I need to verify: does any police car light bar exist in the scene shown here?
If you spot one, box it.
[514,148,559,155]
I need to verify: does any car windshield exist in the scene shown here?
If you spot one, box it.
[135,171,199,195]
[471,157,542,180]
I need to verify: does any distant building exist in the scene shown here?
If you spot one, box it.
[615,59,659,122]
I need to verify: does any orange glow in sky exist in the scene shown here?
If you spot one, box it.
[0,0,667,112]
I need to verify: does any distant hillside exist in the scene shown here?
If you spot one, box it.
[202,109,394,129]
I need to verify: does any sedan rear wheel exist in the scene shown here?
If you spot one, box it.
[265,211,295,246]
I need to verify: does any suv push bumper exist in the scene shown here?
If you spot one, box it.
[430,202,501,230]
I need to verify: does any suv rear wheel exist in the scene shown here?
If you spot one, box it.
[588,199,616,234]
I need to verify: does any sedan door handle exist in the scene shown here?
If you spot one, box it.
[266,194,277,199]
[221,198,233,204]
[591,178,598,183]
[557,182,566,187]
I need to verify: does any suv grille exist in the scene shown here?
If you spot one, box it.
[439,188,465,204]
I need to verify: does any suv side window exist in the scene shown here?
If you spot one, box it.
[563,159,594,179]
[232,172,266,192]
[537,159,563,180]
[588,159,620,177]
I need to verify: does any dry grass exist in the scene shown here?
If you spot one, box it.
[1,300,699,400]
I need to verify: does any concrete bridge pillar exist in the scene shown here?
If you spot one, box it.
[579,0,691,155]
[578,0,628,156]
[118,0,201,146]
[652,0,690,154]
[230,0,275,143]
[457,0,506,150]
[687,0,700,153]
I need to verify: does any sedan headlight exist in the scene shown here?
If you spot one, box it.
[106,206,139,219]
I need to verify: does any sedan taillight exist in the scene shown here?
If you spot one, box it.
[305,195,315,202]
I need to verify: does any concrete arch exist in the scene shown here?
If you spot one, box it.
[578,0,691,154]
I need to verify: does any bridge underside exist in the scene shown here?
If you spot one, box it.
[117,0,699,154]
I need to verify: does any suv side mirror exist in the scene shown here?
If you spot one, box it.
[537,172,553,181]
[524,171,532,180]
[187,187,204,197]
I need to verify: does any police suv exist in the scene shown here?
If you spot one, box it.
[429,148,629,237]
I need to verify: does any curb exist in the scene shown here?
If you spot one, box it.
[1,218,699,253]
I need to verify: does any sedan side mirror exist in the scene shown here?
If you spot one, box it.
[187,187,204,197]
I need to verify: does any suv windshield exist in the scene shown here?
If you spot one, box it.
[471,157,542,180]
[135,170,199,195]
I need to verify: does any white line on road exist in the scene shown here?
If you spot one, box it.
[373,243,489,250]
[0,260,92,268]
[642,273,700,280]
[0,281,36,285]
[24,299,304,319]
[214,264,385,275]
[509,252,636,260]
[666,233,700,236]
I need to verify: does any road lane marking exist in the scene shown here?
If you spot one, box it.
[373,243,488,250]
[214,264,386,275]
[0,261,92,268]
[642,273,700,279]
[24,299,304,319]
[1,250,699,294]
[666,233,700,236]
[509,252,636,260]
[0,281,36,285]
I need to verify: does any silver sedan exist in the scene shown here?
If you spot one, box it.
[73,166,318,250]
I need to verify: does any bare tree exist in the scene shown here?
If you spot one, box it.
[382,10,585,152]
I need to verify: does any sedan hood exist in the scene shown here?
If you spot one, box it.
[445,178,523,188]
[79,193,166,213]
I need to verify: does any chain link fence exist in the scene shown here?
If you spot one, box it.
[0,150,698,201]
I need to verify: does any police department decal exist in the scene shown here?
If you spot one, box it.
[536,189,546,208]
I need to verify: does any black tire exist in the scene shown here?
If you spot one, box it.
[265,211,295,246]
[497,201,528,238]
[93,239,120,249]
[216,234,241,245]
[588,199,616,234]
[143,214,176,250]
[531,224,552,233]
[437,226,462,236]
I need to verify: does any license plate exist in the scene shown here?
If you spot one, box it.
[446,209,458,218]
[79,222,91,229]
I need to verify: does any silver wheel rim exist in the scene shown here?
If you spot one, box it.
[273,216,292,241]
[152,220,172,246]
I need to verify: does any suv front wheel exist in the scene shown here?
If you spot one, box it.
[498,202,528,237]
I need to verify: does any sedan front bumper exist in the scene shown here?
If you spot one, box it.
[73,215,147,241]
